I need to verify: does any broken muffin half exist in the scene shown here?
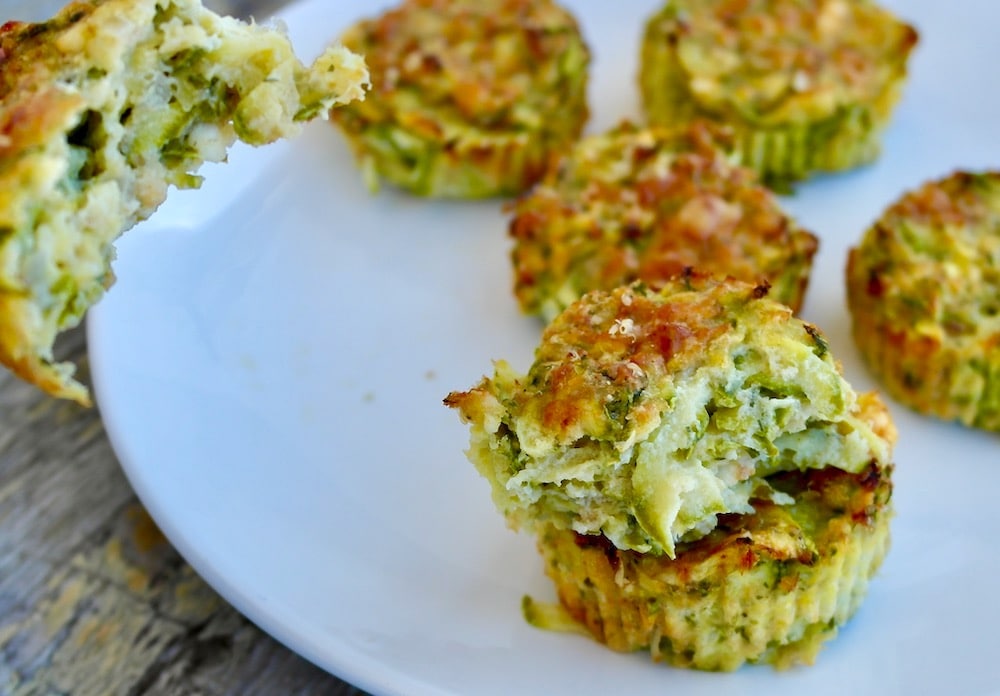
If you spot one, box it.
[0,0,368,404]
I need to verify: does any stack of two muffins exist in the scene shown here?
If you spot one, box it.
[447,273,897,670]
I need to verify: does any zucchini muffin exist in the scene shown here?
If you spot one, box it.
[639,0,918,185]
[0,0,369,405]
[509,121,818,321]
[447,274,896,669]
[847,170,1000,431]
[531,461,892,670]
[330,0,590,198]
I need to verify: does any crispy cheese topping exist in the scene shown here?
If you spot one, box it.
[509,122,818,319]
[343,0,587,133]
[655,0,917,124]
[847,171,1000,429]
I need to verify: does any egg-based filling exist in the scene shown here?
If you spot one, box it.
[0,0,368,403]
[448,276,892,558]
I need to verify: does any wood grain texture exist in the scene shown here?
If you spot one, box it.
[0,1,369,693]
[0,327,369,695]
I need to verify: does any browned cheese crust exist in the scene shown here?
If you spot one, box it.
[847,170,1000,430]
[331,0,590,197]
[509,122,818,320]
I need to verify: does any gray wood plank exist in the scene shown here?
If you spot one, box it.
[0,0,374,692]
[1,327,369,695]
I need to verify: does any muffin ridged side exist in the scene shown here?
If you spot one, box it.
[332,0,590,198]
[537,459,892,671]
[639,0,917,185]
[847,170,1000,430]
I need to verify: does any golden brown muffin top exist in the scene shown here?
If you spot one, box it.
[509,122,817,318]
[498,275,791,446]
[852,171,1000,341]
[649,0,917,123]
[448,275,893,555]
[340,0,589,133]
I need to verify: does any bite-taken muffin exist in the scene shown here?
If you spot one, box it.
[0,0,369,405]
[509,121,818,321]
[447,273,896,670]
[331,0,590,198]
[639,0,918,185]
[847,170,1000,432]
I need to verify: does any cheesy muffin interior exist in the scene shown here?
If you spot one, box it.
[331,0,590,198]
[639,0,918,184]
[446,275,892,558]
[509,121,818,321]
[0,0,368,404]
[847,170,1000,431]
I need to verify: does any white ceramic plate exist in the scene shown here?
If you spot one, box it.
[89,1,1000,694]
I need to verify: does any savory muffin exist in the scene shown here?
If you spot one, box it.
[639,0,918,185]
[532,460,892,670]
[847,170,1000,431]
[447,274,896,669]
[0,0,369,405]
[330,0,590,198]
[509,121,818,321]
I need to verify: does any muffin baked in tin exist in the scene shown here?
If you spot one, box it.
[509,122,818,321]
[331,0,590,198]
[639,0,918,185]
[533,458,893,671]
[847,170,1000,431]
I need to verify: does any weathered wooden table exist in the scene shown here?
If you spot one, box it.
[0,0,368,693]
